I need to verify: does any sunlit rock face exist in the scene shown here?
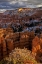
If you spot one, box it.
[32,35,42,55]
[0,27,42,64]
[18,8,31,12]
[18,8,23,12]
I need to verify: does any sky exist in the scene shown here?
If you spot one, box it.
[0,0,42,12]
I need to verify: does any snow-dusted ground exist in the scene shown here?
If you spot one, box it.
[0,8,42,34]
